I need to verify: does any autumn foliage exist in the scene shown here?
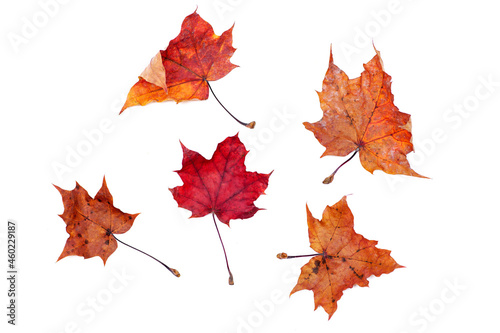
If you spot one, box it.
[120,11,238,112]
[55,177,180,276]
[55,177,139,264]
[170,134,271,225]
[53,6,424,324]
[279,196,402,319]
[170,133,271,284]
[304,47,425,182]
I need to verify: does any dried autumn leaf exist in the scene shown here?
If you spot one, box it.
[170,134,271,283]
[121,10,253,128]
[304,46,426,182]
[170,134,271,225]
[278,196,402,319]
[55,177,179,276]
[55,177,137,264]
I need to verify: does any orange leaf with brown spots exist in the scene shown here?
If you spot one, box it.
[278,196,402,319]
[304,46,426,183]
[54,177,139,265]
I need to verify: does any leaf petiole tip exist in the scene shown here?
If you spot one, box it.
[277,252,288,259]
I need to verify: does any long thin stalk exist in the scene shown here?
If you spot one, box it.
[206,80,255,129]
[212,213,234,285]
[111,233,180,277]
[323,149,359,184]
[277,253,319,259]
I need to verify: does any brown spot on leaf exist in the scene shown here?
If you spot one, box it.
[312,259,321,274]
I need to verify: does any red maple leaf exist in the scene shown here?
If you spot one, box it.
[170,133,271,283]
[170,134,271,225]
[120,10,253,127]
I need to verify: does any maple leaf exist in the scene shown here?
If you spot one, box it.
[120,10,254,128]
[170,133,271,284]
[278,196,402,319]
[55,177,179,276]
[304,46,426,183]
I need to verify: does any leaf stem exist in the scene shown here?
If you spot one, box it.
[277,252,319,260]
[111,233,180,277]
[323,149,359,184]
[206,80,255,129]
[212,213,234,285]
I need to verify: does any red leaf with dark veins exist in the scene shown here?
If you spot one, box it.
[170,134,271,226]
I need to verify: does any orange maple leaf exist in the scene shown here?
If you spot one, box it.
[304,46,426,183]
[55,177,138,264]
[120,10,253,127]
[278,196,402,319]
[55,177,179,276]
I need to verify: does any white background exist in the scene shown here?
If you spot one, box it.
[1,0,499,332]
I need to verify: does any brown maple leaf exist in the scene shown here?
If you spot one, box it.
[278,196,402,319]
[170,134,271,284]
[55,177,179,276]
[120,10,254,128]
[304,46,426,183]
